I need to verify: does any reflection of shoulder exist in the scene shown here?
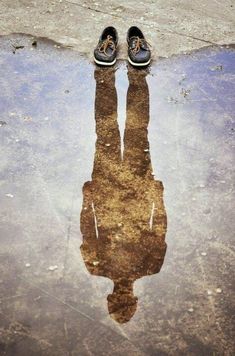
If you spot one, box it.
[80,243,103,276]
[143,240,167,276]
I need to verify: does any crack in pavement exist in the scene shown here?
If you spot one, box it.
[18,276,146,355]
[65,0,218,46]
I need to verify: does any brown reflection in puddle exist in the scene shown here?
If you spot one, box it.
[80,67,167,323]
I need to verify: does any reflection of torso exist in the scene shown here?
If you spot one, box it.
[81,237,166,282]
[94,170,163,236]
[80,164,167,282]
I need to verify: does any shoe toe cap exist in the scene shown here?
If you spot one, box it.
[128,49,151,64]
[94,48,116,64]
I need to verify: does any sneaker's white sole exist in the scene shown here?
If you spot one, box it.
[94,57,117,66]
[128,56,151,67]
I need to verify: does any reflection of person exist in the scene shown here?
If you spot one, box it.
[80,67,167,324]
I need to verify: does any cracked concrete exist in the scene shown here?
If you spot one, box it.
[0,0,235,60]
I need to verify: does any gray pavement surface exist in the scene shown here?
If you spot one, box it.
[0,1,235,355]
[0,0,235,59]
[0,34,234,355]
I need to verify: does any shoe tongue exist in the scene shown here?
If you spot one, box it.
[130,37,147,51]
[106,35,114,42]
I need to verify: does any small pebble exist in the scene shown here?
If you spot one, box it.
[210,65,223,71]
[105,143,111,147]
[25,263,31,268]
[93,261,99,266]
[6,193,14,198]
[188,308,194,313]
[23,116,32,122]
[201,252,207,256]
[207,290,212,296]
[216,288,222,294]
[48,265,58,271]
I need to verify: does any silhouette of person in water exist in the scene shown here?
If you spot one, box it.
[80,66,167,324]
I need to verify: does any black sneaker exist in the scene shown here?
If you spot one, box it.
[127,26,151,67]
[94,27,118,66]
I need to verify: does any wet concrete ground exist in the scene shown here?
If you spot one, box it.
[0,34,234,355]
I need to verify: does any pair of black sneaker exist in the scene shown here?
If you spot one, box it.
[94,26,151,67]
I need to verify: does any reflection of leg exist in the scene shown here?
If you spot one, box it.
[123,68,152,177]
[80,182,97,241]
[93,68,121,179]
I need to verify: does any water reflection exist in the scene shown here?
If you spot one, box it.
[80,67,167,323]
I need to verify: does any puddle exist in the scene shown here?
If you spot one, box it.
[0,34,234,355]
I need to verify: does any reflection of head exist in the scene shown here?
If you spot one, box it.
[107,278,138,324]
